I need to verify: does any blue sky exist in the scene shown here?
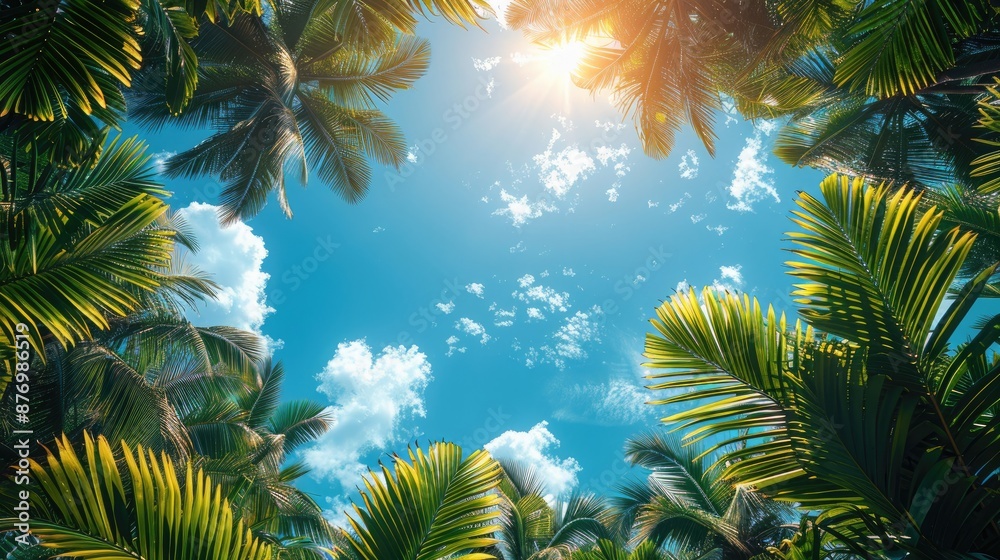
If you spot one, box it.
[136,13,828,520]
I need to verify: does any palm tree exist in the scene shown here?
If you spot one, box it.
[130,0,495,223]
[506,0,775,159]
[572,538,717,560]
[486,458,612,560]
[3,431,274,560]
[131,4,417,223]
[0,0,267,168]
[506,0,1000,188]
[181,358,336,554]
[643,174,1000,555]
[0,135,214,374]
[613,433,793,558]
[335,441,504,560]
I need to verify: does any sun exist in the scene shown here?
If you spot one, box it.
[543,41,587,76]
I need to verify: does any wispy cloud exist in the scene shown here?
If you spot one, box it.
[678,149,699,179]
[727,134,779,212]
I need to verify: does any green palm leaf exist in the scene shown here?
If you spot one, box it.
[0,0,141,122]
[0,136,186,364]
[342,442,503,560]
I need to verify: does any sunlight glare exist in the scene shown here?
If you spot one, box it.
[544,41,587,76]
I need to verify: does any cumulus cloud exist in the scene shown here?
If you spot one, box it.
[648,200,659,208]
[606,187,620,202]
[727,135,779,212]
[719,264,743,285]
[436,301,455,314]
[466,283,486,298]
[485,421,581,498]
[711,264,744,292]
[678,149,699,179]
[457,317,491,344]
[690,213,706,224]
[706,225,729,236]
[757,119,778,136]
[304,341,432,490]
[177,202,273,333]
[563,267,576,277]
[553,378,652,426]
[527,307,545,320]
[518,274,536,288]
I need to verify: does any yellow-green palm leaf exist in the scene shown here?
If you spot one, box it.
[16,432,273,560]
[342,442,503,560]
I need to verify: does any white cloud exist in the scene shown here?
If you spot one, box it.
[648,200,659,208]
[710,264,744,293]
[480,0,514,28]
[493,189,557,227]
[472,56,501,71]
[595,120,626,132]
[406,147,418,163]
[494,307,516,327]
[539,270,549,278]
[675,279,691,293]
[372,226,385,233]
[466,283,486,298]
[678,149,699,179]
[606,187,620,202]
[706,225,729,236]
[757,119,778,136]
[553,378,652,426]
[534,130,596,198]
[542,306,602,369]
[445,335,466,357]
[727,135,779,212]
[152,151,176,174]
[690,213,706,224]
[719,264,743,285]
[457,317,491,344]
[562,267,576,277]
[485,422,580,498]
[177,202,273,333]
[304,341,431,490]
[669,192,691,213]
[436,301,455,314]
[527,307,545,320]
[518,274,536,288]
[514,284,570,313]
[595,144,630,167]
